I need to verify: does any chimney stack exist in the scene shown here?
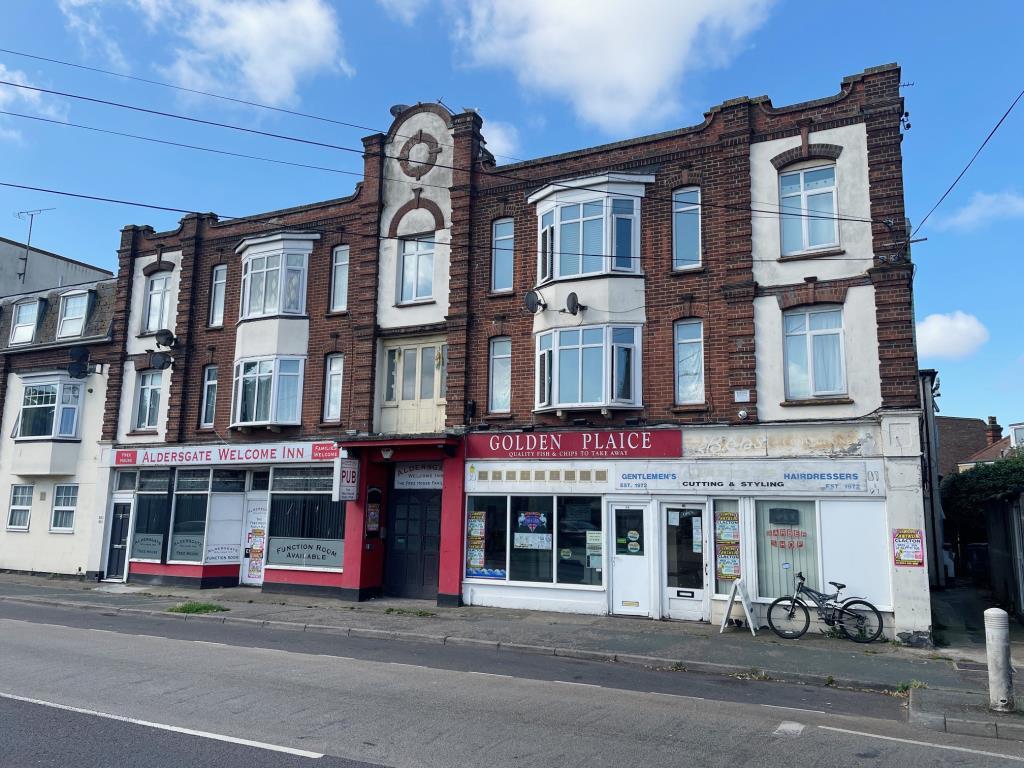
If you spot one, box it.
[986,416,1003,447]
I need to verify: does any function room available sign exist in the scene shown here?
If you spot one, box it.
[110,441,343,467]
[466,430,682,460]
[893,528,925,567]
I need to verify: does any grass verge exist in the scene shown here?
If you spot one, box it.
[167,601,229,615]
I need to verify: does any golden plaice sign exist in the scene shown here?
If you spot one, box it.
[399,130,441,179]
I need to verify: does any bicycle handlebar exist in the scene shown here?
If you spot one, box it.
[796,571,805,582]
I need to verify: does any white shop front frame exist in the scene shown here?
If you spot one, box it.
[463,456,891,620]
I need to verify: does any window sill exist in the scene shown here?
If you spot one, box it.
[48,529,75,535]
[394,299,436,308]
[779,397,854,407]
[534,272,645,290]
[136,331,159,339]
[485,291,515,299]
[533,404,644,415]
[778,247,845,262]
[670,403,709,414]
[5,527,29,533]
[236,314,308,326]
[483,413,514,421]
[318,421,343,428]
[670,265,705,276]
[196,426,215,432]
[125,429,158,436]
[206,325,225,332]
[325,310,349,318]
[229,423,300,432]
[13,437,82,443]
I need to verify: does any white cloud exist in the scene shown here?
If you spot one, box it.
[376,0,430,25]
[0,64,69,142]
[916,311,990,360]
[483,119,519,159]
[57,0,131,72]
[450,0,773,133]
[937,190,1024,232]
[59,0,351,106]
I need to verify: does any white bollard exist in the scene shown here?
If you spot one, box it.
[984,607,1016,713]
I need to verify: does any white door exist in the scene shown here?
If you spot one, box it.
[610,506,651,617]
[662,504,708,621]
[240,494,268,586]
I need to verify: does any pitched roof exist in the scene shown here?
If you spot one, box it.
[959,436,1013,467]
[936,416,990,477]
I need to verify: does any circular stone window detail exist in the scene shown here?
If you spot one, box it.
[399,130,441,180]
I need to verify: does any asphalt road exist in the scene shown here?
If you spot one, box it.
[2,601,1024,767]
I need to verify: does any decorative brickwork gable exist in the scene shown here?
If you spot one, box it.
[770,142,843,170]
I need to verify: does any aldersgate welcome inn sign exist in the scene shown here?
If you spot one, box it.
[108,441,343,466]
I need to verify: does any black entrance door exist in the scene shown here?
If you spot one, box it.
[384,489,441,599]
[106,502,131,580]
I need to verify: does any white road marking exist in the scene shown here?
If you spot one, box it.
[818,726,1024,762]
[762,704,827,715]
[552,680,603,688]
[464,671,514,680]
[0,691,324,759]
[773,721,805,737]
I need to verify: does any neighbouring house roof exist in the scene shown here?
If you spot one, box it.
[936,416,990,477]
[958,436,1013,470]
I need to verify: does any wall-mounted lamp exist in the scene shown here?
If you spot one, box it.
[380,447,394,460]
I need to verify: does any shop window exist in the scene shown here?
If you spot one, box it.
[144,273,171,333]
[267,466,345,569]
[212,469,247,493]
[132,470,172,561]
[17,380,81,439]
[51,485,78,531]
[464,494,603,586]
[674,320,704,405]
[134,371,162,431]
[488,337,511,413]
[209,264,226,327]
[7,484,33,530]
[713,499,740,594]
[331,245,349,312]
[399,235,434,303]
[241,250,307,319]
[535,325,641,410]
[168,469,209,562]
[755,499,818,599]
[115,471,138,491]
[231,356,304,427]
[780,165,838,254]
[56,291,89,338]
[200,365,218,427]
[783,307,845,399]
[9,300,40,345]
[491,218,514,292]
[672,187,701,270]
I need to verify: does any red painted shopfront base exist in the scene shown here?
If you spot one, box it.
[128,561,240,589]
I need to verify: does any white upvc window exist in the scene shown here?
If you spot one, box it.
[399,236,434,303]
[135,370,162,430]
[488,337,511,413]
[51,484,78,531]
[10,300,39,345]
[672,187,701,270]
[331,246,349,312]
[241,252,307,319]
[232,356,304,426]
[783,307,846,399]
[491,219,514,293]
[17,380,82,438]
[535,324,641,410]
[57,291,89,338]
[674,320,704,404]
[209,264,227,327]
[144,273,171,332]
[7,485,33,530]
[780,165,839,255]
[323,354,344,422]
[200,365,218,427]
[536,197,639,282]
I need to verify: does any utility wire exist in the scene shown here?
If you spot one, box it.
[0,79,883,228]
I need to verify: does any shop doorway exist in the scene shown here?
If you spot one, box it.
[384,488,441,599]
[104,499,132,581]
[240,493,268,586]
[662,504,709,621]
[610,505,652,617]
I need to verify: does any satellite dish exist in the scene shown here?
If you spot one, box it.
[150,351,173,370]
[67,361,89,379]
[68,345,89,363]
[523,290,546,314]
[565,292,587,316]
[154,329,176,348]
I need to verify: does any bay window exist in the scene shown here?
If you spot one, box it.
[535,324,641,409]
[783,307,845,399]
[144,273,171,332]
[672,187,701,269]
[674,320,704,404]
[780,165,839,254]
[232,356,304,426]
[241,252,307,318]
[56,292,89,338]
[10,300,39,345]
[536,196,639,281]
[17,380,81,438]
[465,495,603,586]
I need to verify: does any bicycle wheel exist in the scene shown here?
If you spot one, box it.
[838,599,884,643]
[767,596,810,639]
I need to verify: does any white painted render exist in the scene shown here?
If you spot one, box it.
[750,123,875,285]
[0,369,109,575]
[753,285,882,421]
[125,250,181,356]
[235,318,310,360]
[532,277,647,332]
[116,363,173,443]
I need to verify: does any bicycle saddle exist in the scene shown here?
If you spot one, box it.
[829,581,846,590]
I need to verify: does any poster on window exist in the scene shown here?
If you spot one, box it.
[715,510,740,542]
[131,533,163,560]
[716,542,741,580]
[514,533,553,550]
[892,528,925,567]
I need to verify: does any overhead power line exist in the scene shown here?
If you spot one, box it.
[0,79,883,228]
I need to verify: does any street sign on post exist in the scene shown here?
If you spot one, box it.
[332,457,359,502]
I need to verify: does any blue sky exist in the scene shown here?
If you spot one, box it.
[2,1,1021,428]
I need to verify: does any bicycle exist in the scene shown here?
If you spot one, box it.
[766,571,884,643]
